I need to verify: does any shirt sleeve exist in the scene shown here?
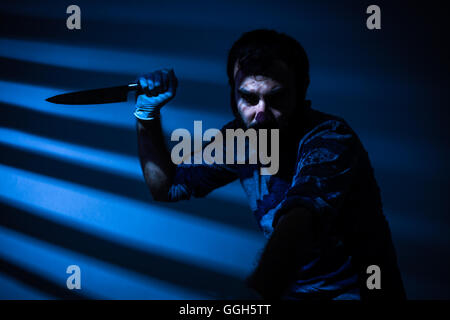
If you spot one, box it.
[271,119,361,228]
[166,120,240,201]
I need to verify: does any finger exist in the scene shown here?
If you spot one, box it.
[138,76,148,92]
[172,69,178,90]
[161,69,169,92]
[147,73,155,95]
[138,76,152,98]
[140,74,154,97]
[155,71,164,94]
[167,69,177,95]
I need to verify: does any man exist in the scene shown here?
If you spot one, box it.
[135,29,406,300]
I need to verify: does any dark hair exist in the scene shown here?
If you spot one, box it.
[227,29,310,118]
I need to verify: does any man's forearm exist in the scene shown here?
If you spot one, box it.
[246,207,317,299]
[136,118,175,201]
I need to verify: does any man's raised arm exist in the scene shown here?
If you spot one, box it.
[135,69,178,201]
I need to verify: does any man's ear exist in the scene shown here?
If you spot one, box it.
[230,86,242,120]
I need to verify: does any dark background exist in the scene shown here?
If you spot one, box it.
[0,0,449,299]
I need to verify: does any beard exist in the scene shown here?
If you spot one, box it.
[244,107,307,151]
[248,111,277,130]
[247,110,291,132]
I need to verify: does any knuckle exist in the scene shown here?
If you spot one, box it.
[138,78,146,86]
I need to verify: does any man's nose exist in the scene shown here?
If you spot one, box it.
[255,99,266,114]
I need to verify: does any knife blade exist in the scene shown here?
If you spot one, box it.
[46,83,140,105]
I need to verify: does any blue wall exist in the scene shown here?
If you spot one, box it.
[1,0,449,299]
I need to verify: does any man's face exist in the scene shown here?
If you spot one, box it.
[234,60,297,130]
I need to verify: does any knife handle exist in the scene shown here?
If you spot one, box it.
[130,82,168,97]
[128,82,144,96]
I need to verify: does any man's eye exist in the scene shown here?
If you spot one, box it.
[242,93,259,106]
[265,91,286,109]
[266,94,282,107]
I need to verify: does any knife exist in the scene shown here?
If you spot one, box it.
[46,83,141,105]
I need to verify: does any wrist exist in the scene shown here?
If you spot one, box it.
[134,109,161,121]
[136,115,162,133]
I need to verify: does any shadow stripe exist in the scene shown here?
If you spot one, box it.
[0,143,259,233]
[0,201,248,299]
[0,12,234,62]
[0,257,89,300]
[0,57,231,115]
[0,101,137,156]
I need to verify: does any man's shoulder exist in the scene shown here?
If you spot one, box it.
[293,108,368,171]
[302,109,357,146]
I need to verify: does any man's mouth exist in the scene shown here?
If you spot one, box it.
[255,112,270,123]
[250,112,277,129]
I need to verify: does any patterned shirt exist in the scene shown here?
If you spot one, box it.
[166,107,404,300]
